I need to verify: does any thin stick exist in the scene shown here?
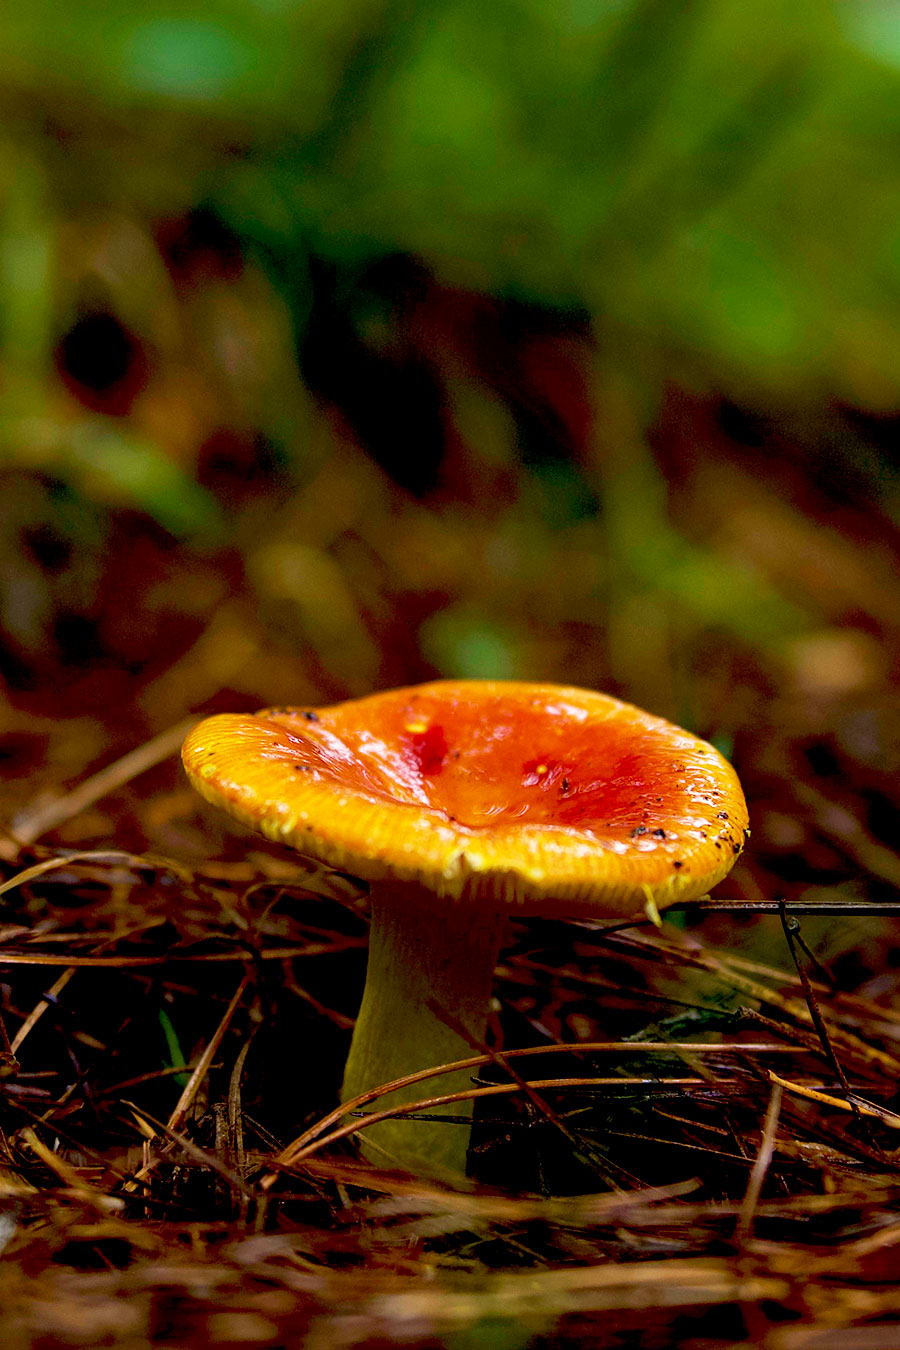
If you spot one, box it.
[167,975,249,1133]
[768,1071,900,1128]
[19,1126,119,1210]
[228,1035,254,1175]
[0,852,142,900]
[275,1074,879,1171]
[10,968,76,1054]
[779,907,872,1142]
[434,1001,640,1192]
[674,899,900,917]
[262,1041,815,1185]
[99,1063,202,1095]
[12,718,198,845]
[127,975,250,1187]
[737,1080,783,1239]
[0,941,363,968]
[613,934,900,1076]
[125,1104,256,1201]
[282,1078,721,1164]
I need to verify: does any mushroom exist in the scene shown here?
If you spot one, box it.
[182,680,748,1172]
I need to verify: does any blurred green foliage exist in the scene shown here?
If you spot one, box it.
[3,0,900,400]
[2,0,900,698]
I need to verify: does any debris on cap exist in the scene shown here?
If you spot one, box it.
[182,680,748,915]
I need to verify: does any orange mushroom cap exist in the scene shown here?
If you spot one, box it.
[182,680,748,915]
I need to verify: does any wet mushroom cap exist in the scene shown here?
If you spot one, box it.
[183,681,748,914]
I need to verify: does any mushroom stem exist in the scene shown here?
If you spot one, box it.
[341,880,506,1174]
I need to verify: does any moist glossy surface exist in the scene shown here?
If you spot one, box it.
[263,686,729,849]
[183,681,748,910]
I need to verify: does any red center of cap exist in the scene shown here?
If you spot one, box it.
[264,688,725,844]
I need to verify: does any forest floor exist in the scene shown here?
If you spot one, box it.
[3,254,900,1346]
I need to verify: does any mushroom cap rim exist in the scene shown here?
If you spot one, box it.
[182,680,749,916]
